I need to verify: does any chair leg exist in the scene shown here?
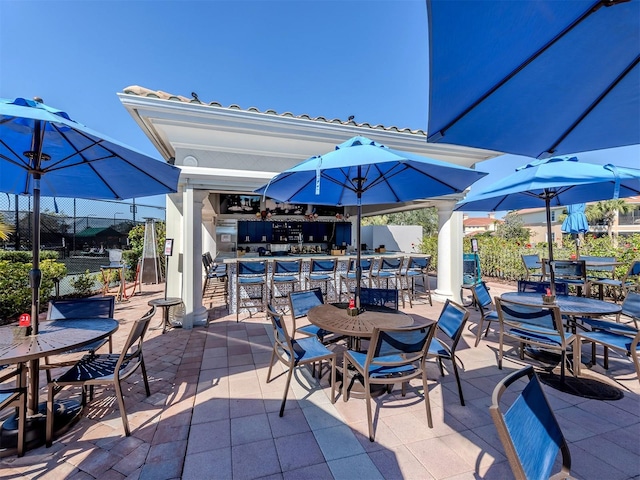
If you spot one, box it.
[279,366,294,417]
[266,347,277,383]
[474,317,485,347]
[329,357,336,404]
[114,380,130,436]
[437,358,445,377]
[140,357,151,397]
[46,385,57,447]
[422,371,433,428]
[16,390,25,457]
[450,358,465,406]
[365,379,375,442]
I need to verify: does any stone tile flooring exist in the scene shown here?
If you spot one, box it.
[1,281,639,479]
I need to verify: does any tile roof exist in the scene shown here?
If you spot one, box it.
[463,217,502,227]
[122,85,428,136]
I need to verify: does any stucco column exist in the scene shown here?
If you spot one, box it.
[202,212,216,266]
[435,201,464,302]
[182,186,209,328]
[166,192,183,299]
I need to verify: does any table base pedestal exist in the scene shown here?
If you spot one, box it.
[0,399,81,456]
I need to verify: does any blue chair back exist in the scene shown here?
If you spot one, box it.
[581,255,616,274]
[378,257,403,272]
[360,287,398,310]
[628,260,640,277]
[408,256,429,271]
[621,291,640,320]
[472,282,492,308]
[348,258,372,273]
[498,301,557,330]
[289,288,324,319]
[490,366,571,480]
[47,297,115,320]
[274,260,301,275]
[437,299,469,342]
[371,324,436,360]
[517,280,568,296]
[550,260,586,279]
[310,259,336,274]
[521,254,542,270]
[267,304,291,347]
[238,260,266,276]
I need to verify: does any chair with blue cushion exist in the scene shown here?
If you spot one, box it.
[590,259,640,302]
[521,254,543,281]
[306,258,337,302]
[369,256,403,290]
[490,365,573,480]
[236,260,267,322]
[517,280,568,296]
[359,287,399,310]
[548,259,588,297]
[42,296,116,382]
[342,322,437,442]
[265,304,336,417]
[339,258,373,301]
[270,259,302,309]
[289,288,335,344]
[470,282,499,347]
[428,300,470,405]
[0,364,27,457]
[399,256,432,308]
[495,297,574,382]
[46,307,155,447]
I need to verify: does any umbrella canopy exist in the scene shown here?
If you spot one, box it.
[0,97,181,332]
[426,0,640,158]
[256,135,488,308]
[562,203,590,257]
[455,156,640,292]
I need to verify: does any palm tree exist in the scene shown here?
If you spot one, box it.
[586,199,634,245]
[0,214,14,241]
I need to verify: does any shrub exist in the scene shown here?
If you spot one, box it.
[69,270,100,297]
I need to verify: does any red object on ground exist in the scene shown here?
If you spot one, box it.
[349,298,355,309]
[19,313,31,327]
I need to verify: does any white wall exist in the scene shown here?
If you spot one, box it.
[361,225,423,253]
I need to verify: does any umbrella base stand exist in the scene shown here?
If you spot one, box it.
[0,399,81,456]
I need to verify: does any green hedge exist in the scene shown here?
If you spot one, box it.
[0,251,68,324]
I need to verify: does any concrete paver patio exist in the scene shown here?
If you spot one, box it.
[1,281,639,479]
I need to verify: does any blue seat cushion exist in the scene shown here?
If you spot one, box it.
[428,338,451,359]
[509,328,562,347]
[347,351,416,376]
[297,324,331,339]
[273,275,298,283]
[579,317,637,335]
[309,274,332,281]
[291,337,333,363]
[580,331,639,353]
[239,277,265,285]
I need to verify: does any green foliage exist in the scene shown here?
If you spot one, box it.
[69,270,100,297]
[417,235,438,271]
[0,258,62,323]
[453,233,640,282]
[126,221,167,280]
[0,250,60,263]
[496,212,530,242]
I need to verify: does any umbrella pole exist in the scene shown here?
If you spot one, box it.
[545,195,556,295]
[355,172,363,311]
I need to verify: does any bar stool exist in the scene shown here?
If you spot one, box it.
[236,260,267,322]
[307,258,337,302]
[400,256,432,308]
[370,256,403,290]
[339,258,373,301]
[270,259,302,309]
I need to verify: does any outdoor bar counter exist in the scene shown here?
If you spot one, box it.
[223,252,428,314]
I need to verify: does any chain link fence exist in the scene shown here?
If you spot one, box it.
[0,195,165,295]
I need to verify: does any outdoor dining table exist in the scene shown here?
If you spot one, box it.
[500,291,622,318]
[0,318,118,453]
[306,303,415,338]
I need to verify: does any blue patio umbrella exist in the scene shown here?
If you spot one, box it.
[426,0,640,158]
[256,135,488,309]
[0,98,181,331]
[562,203,590,257]
[455,156,640,293]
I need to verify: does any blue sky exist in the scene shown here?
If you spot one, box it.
[1,0,638,213]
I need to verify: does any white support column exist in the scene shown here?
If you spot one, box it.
[434,201,464,303]
[182,186,209,328]
[166,192,183,299]
[202,213,216,264]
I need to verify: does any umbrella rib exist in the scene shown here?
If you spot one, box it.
[430,0,602,141]
[543,55,640,157]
